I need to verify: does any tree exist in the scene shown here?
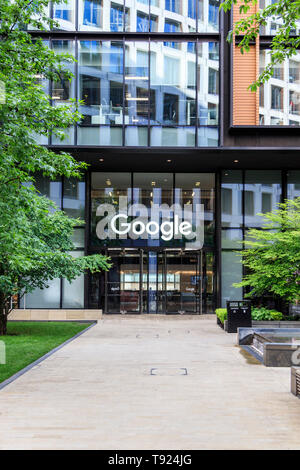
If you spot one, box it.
[234,198,300,306]
[221,0,300,90]
[0,0,111,335]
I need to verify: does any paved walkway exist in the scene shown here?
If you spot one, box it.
[1,315,300,450]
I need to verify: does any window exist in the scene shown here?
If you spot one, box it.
[110,3,125,32]
[137,11,149,32]
[164,20,181,49]
[188,0,196,18]
[271,86,283,111]
[221,188,232,215]
[165,0,180,14]
[82,0,101,27]
[289,91,300,116]
[208,68,219,95]
[289,60,300,84]
[244,191,254,216]
[261,193,271,213]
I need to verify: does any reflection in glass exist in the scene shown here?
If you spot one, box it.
[150,42,196,126]
[125,126,148,146]
[259,50,300,126]
[151,127,196,146]
[175,173,215,246]
[221,252,243,307]
[125,42,149,125]
[221,170,243,228]
[63,177,85,219]
[62,251,85,308]
[91,173,132,247]
[78,0,103,30]
[244,170,281,227]
[198,42,219,126]
[35,175,62,209]
[78,41,124,126]
[287,170,300,200]
[53,0,75,30]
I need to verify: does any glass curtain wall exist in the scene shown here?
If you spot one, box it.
[20,176,86,309]
[259,50,300,126]
[221,170,282,307]
[43,1,219,33]
[54,39,219,147]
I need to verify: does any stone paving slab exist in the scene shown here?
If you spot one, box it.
[0,315,300,450]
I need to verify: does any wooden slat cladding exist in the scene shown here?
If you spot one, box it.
[233,1,259,125]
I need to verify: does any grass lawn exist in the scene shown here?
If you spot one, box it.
[0,321,92,384]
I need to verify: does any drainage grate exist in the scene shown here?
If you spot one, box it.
[150,367,188,376]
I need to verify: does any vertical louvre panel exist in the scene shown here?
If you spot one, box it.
[233,1,259,125]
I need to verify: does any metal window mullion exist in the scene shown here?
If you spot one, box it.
[195,38,199,147]
[75,35,78,146]
[122,36,125,146]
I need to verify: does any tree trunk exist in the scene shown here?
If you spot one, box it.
[0,312,7,336]
[0,294,8,335]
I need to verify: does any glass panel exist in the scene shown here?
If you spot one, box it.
[107,252,140,313]
[51,40,75,100]
[198,0,219,32]
[244,170,281,227]
[62,251,85,308]
[221,229,243,249]
[63,177,85,219]
[221,251,243,307]
[125,42,149,125]
[35,175,62,209]
[259,0,300,35]
[78,40,124,126]
[125,126,148,146]
[78,0,103,31]
[151,127,196,146]
[221,170,243,228]
[110,1,127,32]
[91,173,132,247]
[198,42,219,126]
[150,42,196,126]
[51,126,75,145]
[175,173,215,247]
[77,126,123,145]
[72,228,85,248]
[197,126,218,146]
[259,50,300,126]
[202,251,214,312]
[51,40,75,145]
[53,0,76,30]
[287,170,300,200]
[21,279,61,308]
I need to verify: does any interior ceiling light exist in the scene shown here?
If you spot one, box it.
[233,159,239,163]
[167,159,172,163]
[99,158,104,162]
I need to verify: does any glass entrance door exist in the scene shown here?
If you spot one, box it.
[106,250,141,313]
[165,251,201,314]
[91,249,214,314]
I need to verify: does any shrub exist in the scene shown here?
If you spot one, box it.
[216,308,227,324]
[251,307,283,321]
